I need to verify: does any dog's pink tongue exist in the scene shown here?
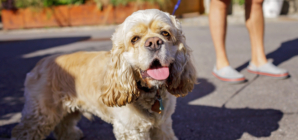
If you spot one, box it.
[147,67,169,80]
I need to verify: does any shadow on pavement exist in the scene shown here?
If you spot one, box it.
[173,79,283,140]
[0,37,283,140]
[236,38,298,72]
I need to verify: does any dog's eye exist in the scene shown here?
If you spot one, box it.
[161,31,170,37]
[131,36,140,43]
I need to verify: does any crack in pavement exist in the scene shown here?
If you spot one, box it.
[222,75,260,108]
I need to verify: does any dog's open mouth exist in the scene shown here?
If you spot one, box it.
[141,59,169,80]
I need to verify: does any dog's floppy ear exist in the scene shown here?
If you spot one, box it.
[166,15,197,97]
[100,24,140,107]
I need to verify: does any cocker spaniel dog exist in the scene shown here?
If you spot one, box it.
[11,9,197,140]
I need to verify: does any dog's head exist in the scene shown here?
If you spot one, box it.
[101,9,197,107]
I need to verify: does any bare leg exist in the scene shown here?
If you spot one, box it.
[209,0,231,70]
[245,0,267,66]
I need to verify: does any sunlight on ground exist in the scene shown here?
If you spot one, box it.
[22,41,111,58]
[0,112,21,126]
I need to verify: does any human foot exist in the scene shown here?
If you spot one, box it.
[247,61,289,79]
[213,66,246,83]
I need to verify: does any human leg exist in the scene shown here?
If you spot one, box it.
[209,0,231,70]
[245,0,267,66]
[245,0,289,78]
[210,0,246,82]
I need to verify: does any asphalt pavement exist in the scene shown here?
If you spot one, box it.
[0,16,298,140]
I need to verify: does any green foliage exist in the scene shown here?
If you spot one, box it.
[15,0,42,8]
[233,0,245,5]
[14,0,85,9]
[43,0,84,7]
[101,0,167,6]
[1,0,169,9]
[109,0,132,6]
[107,0,171,9]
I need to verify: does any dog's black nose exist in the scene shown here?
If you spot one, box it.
[145,37,164,50]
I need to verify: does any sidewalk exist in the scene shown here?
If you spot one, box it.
[1,13,298,36]
[0,14,298,140]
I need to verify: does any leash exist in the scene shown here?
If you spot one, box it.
[150,0,182,114]
[172,0,182,15]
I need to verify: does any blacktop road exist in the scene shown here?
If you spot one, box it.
[0,15,298,140]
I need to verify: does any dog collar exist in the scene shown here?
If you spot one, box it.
[136,81,164,114]
[151,90,164,114]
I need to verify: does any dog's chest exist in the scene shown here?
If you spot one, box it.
[135,87,167,114]
[136,91,157,110]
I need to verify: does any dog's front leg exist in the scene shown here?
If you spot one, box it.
[150,117,178,140]
[113,121,151,140]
